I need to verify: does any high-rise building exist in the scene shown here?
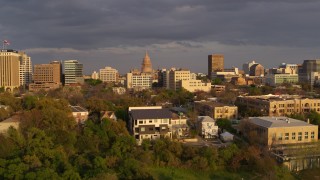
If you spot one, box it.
[33,61,61,84]
[29,61,62,91]
[64,60,83,85]
[0,49,32,91]
[19,52,32,87]
[299,60,320,86]
[99,66,118,83]
[208,54,224,79]
[242,60,258,75]
[249,64,264,77]
[169,69,191,90]
[141,51,153,73]
[126,72,153,89]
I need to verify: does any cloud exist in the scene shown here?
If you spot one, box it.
[2,1,320,74]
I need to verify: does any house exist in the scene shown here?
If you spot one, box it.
[100,111,117,121]
[128,106,172,145]
[70,106,89,124]
[0,115,20,133]
[198,116,218,138]
[170,108,189,138]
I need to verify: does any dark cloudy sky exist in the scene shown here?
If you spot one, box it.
[1,0,320,74]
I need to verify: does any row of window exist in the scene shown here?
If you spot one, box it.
[276,132,315,141]
[137,119,170,125]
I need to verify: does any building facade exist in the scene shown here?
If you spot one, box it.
[195,101,238,120]
[249,63,264,77]
[236,94,320,116]
[64,60,83,85]
[0,49,32,91]
[19,52,32,87]
[265,74,299,86]
[208,54,224,78]
[198,116,218,138]
[99,66,118,83]
[128,106,172,145]
[126,72,153,89]
[29,61,62,91]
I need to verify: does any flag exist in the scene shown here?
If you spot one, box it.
[3,40,10,45]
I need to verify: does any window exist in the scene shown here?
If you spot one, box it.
[305,132,308,139]
[292,132,296,140]
[278,133,283,140]
[285,133,289,140]
[162,119,168,123]
[149,120,152,123]
[311,132,315,139]
[139,121,143,124]
[141,127,145,132]
[298,132,302,141]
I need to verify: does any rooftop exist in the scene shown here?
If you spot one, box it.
[70,106,88,112]
[198,116,215,123]
[195,101,236,108]
[238,94,312,102]
[130,109,172,119]
[249,116,317,128]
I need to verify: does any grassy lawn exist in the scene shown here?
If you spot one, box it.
[149,167,255,180]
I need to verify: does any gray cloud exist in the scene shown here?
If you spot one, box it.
[1,1,320,73]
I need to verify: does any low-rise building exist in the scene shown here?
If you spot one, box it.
[100,111,117,121]
[195,101,238,120]
[179,79,211,92]
[236,94,320,116]
[198,116,218,138]
[0,115,20,133]
[242,116,320,171]
[245,116,318,146]
[265,74,299,86]
[128,106,172,145]
[70,106,89,124]
[170,109,189,138]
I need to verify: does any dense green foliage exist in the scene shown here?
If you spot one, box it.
[0,83,312,179]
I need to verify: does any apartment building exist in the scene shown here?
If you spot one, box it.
[236,94,320,116]
[128,106,172,145]
[195,101,238,120]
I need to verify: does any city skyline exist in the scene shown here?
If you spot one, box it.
[2,1,320,74]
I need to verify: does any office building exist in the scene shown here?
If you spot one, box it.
[249,64,264,77]
[208,54,224,78]
[29,61,62,91]
[168,69,191,90]
[64,60,83,85]
[126,72,153,89]
[265,74,299,86]
[19,52,32,87]
[243,60,258,75]
[0,49,32,91]
[99,66,118,83]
